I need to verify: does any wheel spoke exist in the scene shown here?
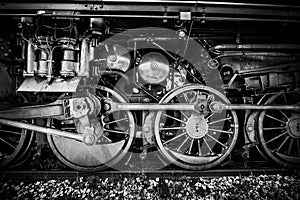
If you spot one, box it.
[206,134,228,149]
[180,111,189,119]
[205,113,215,120]
[0,130,22,135]
[0,137,16,150]
[197,139,202,155]
[160,126,186,131]
[163,132,186,145]
[208,117,232,125]
[175,136,189,151]
[266,131,288,144]
[297,139,300,154]
[279,110,289,120]
[104,129,128,135]
[276,136,289,152]
[102,135,112,143]
[263,127,286,131]
[104,117,128,125]
[282,93,288,104]
[203,137,213,154]
[265,114,287,124]
[188,139,194,155]
[288,138,294,155]
[162,113,186,124]
[208,128,233,134]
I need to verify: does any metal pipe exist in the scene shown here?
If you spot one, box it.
[0,13,179,19]
[127,37,179,43]
[26,38,36,76]
[0,118,83,141]
[79,38,89,77]
[215,52,295,59]
[195,16,300,23]
[1,13,300,23]
[2,0,300,9]
[210,44,300,51]
[100,0,300,9]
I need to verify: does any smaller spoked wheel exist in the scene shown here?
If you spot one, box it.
[154,84,238,170]
[258,91,300,168]
[0,124,33,168]
[48,86,135,171]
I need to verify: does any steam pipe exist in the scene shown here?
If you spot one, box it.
[1,13,300,23]
[210,44,300,52]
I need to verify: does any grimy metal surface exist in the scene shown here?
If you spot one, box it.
[0,0,299,172]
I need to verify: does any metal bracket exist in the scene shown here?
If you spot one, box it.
[85,1,104,11]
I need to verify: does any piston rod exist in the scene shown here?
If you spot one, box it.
[0,118,83,142]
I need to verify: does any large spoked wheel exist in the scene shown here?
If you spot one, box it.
[0,94,34,169]
[47,86,135,171]
[154,84,238,170]
[258,91,300,168]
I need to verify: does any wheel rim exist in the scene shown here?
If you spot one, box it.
[154,84,238,170]
[48,86,135,171]
[258,91,300,168]
[0,94,34,169]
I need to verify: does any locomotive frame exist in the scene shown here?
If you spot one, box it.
[0,0,299,171]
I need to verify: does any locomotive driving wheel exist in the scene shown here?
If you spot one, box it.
[0,123,34,168]
[47,86,135,171]
[258,90,300,168]
[0,94,34,169]
[154,84,238,170]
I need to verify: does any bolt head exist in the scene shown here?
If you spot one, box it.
[83,134,95,145]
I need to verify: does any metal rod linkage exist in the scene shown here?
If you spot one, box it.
[0,118,83,141]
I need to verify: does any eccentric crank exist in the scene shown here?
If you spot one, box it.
[0,94,102,145]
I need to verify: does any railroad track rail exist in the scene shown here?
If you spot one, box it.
[0,168,297,181]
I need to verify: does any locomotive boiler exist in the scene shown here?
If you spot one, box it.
[0,0,299,171]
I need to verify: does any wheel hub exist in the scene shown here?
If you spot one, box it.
[186,114,208,139]
[288,115,300,138]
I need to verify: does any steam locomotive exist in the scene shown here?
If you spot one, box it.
[0,0,299,171]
